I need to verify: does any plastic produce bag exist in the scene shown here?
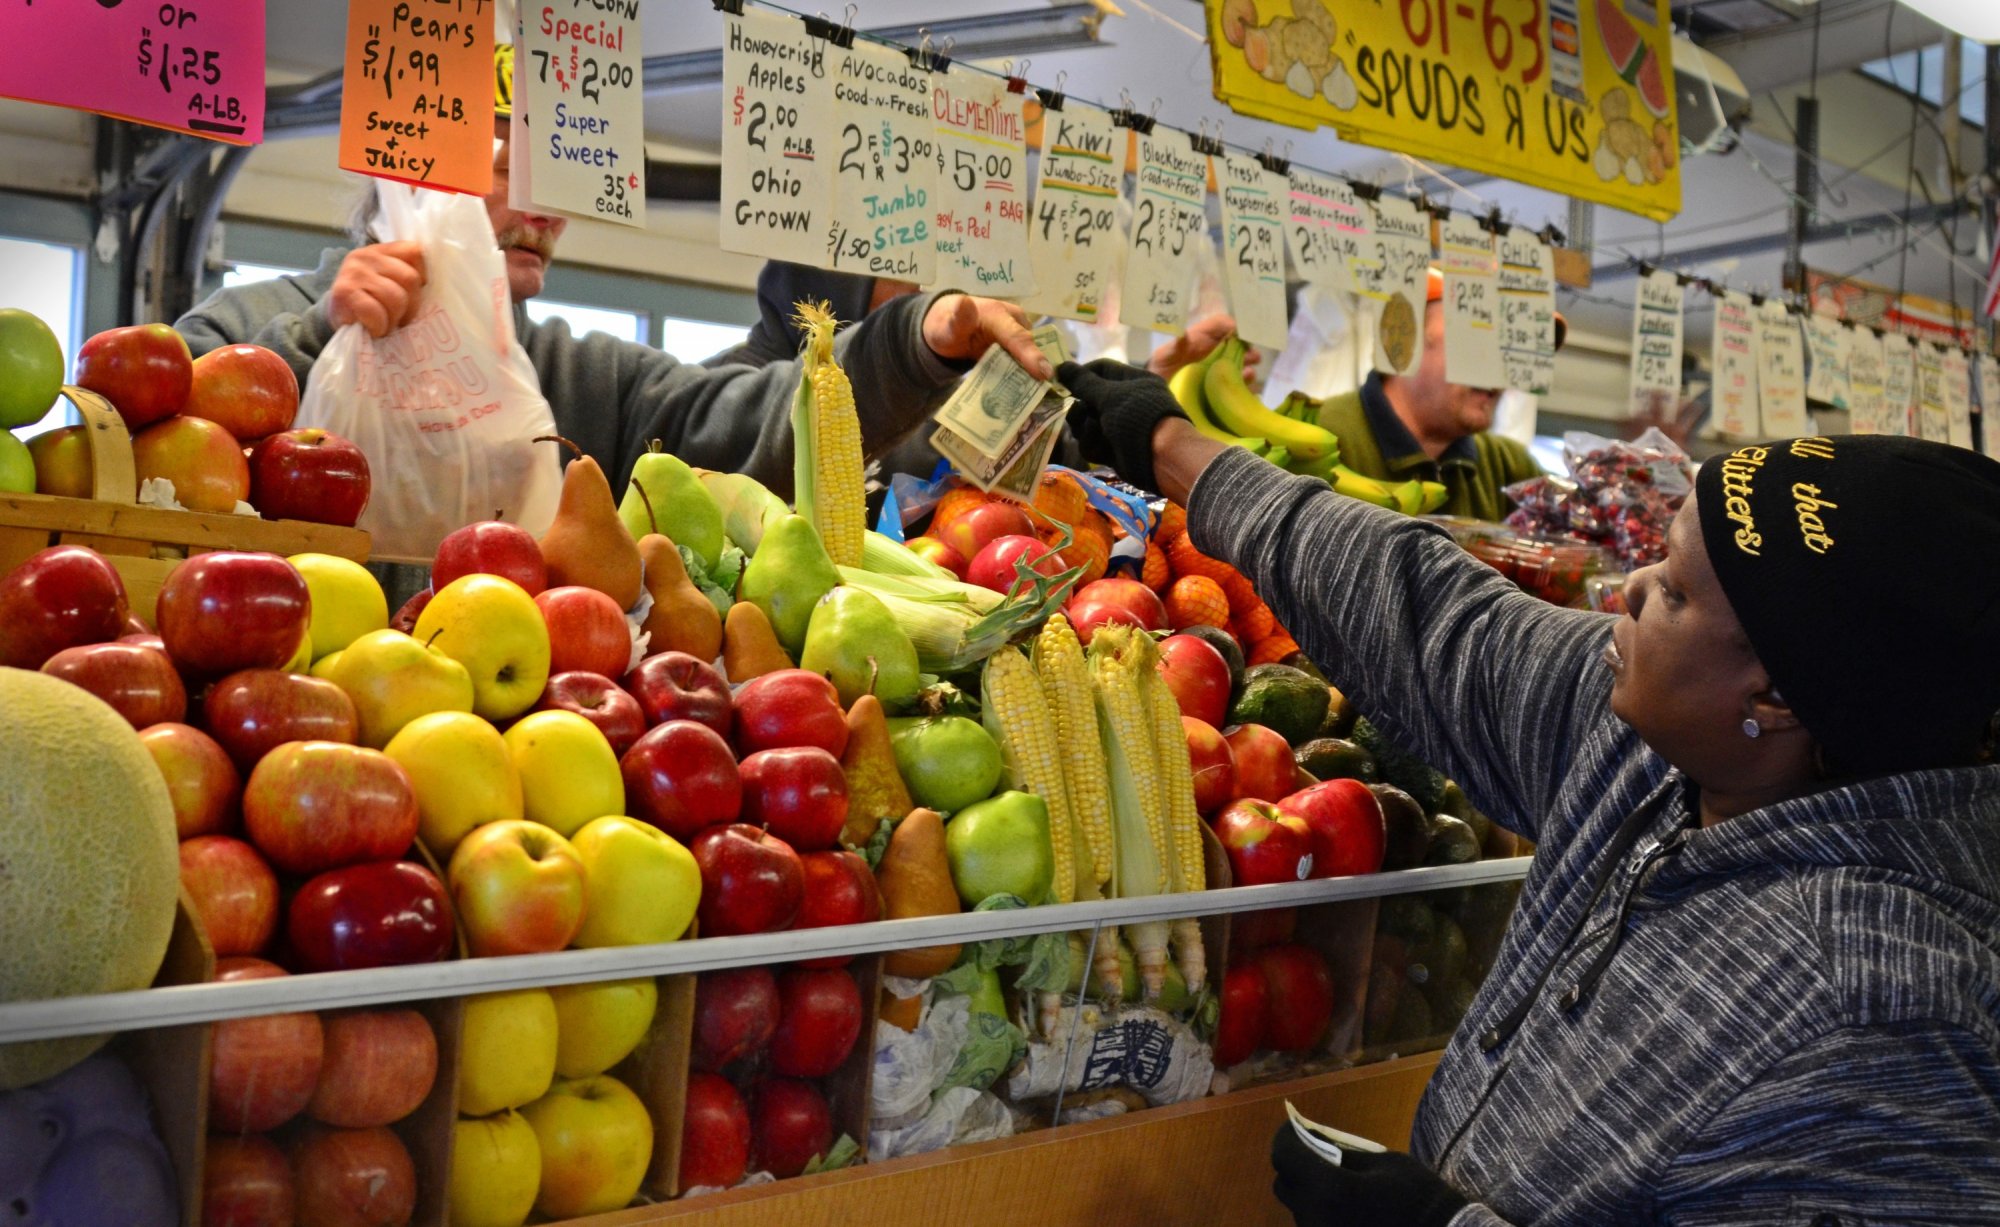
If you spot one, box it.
[1503,427,1691,571]
[872,1086,1015,1160]
[297,180,562,560]
[1006,1005,1214,1108]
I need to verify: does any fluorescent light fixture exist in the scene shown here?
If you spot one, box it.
[1895,0,2000,43]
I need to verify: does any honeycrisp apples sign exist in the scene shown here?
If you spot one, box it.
[1204,0,1682,221]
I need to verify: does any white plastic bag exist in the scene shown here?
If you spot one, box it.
[297,181,561,560]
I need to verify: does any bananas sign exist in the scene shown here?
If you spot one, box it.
[1205,0,1682,221]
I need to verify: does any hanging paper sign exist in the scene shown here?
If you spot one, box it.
[926,68,1034,296]
[1881,333,1916,438]
[1755,303,1808,438]
[340,0,491,191]
[512,0,644,225]
[1914,343,1948,443]
[1203,0,1682,222]
[1438,213,1502,389]
[1359,195,1431,377]
[1121,128,1211,334]
[824,39,938,281]
[720,8,836,267]
[1627,270,1682,419]
[2,0,265,144]
[1023,104,1122,321]
[1711,291,1759,439]
[1217,155,1290,351]
[1941,346,1973,449]
[1979,353,2000,458]
[1497,228,1556,395]
[1284,165,1365,296]
[1844,329,1886,435]
[1801,314,1850,408]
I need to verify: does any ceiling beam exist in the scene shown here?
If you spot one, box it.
[1703,0,1950,94]
[1588,195,1978,282]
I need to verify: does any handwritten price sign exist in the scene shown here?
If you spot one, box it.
[719,8,834,267]
[926,68,1034,297]
[1218,154,1289,350]
[1121,129,1211,334]
[517,0,644,226]
[339,0,494,193]
[1023,104,1122,323]
[1285,165,1367,297]
[1,0,263,143]
[825,39,936,281]
[1627,268,1683,419]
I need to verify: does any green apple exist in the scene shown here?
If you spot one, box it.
[414,574,551,721]
[459,989,558,1116]
[327,629,476,747]
[889,716,1004,813]
[567,816,700,947]
[944,790,1054,906]
[502,711,623,838]
[450,1109,541,1227]
[384,710,524,857]
[0,308,63,429]
[549,978,658,1078]
[520,1074,654,1219]
[0,431,34,493]
[288,552,389,660]
[447,820,587,957]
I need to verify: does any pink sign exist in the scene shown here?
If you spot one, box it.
[0,0,264,144]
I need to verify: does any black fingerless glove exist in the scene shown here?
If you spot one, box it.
[1055,359,1186,495]
[1270,1123,1470,1227]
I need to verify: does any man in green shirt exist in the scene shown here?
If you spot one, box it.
[1317,270,1564,521]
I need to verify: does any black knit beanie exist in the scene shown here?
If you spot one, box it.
[1696,435,2000,776]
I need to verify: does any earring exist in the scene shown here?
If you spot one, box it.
[1742,719,1761,739]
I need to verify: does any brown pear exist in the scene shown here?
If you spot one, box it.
[537,437,642,610]
[721,601,792,683]
[877,808,962,978]
[636,532,723,662]
[839,694,913,848]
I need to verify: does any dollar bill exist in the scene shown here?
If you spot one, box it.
[935,333,1060,460]
[1283,1099,1388,1169]
[1032,323,1070,371]
[933,395,1070,504]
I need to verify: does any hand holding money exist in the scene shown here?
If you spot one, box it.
[931,325,1074,503]
[921,294,1052,380]
[1269,1108,1466,1227]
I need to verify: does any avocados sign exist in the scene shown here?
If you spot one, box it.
[1205,0,1681,222]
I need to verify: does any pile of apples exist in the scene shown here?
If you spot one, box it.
[1212,911,1338,1070]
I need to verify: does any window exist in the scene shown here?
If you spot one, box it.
[222,261,309,289]
[0,236,85,438]
[1861,38,1987,128]
[525,299,646,345]
[660,316,751,363]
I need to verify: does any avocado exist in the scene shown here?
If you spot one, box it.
[1294,737,1379,783]
[1181,624,1245,689]
[1436,780,1492,846]
[1316,684,1358,739]
[1408,912,1470,990]
[1349,717,1448,815]
[1370,783,1429,871]
[1227,664,1331,746]
[1285,655,1328,685]
[1375,896,1436,944]
[1423,976,1480,1030]
[1424,815,1483,867]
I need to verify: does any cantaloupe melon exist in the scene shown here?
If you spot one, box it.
[0,668,180,1090]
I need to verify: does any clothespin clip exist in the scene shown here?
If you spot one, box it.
[1349,176,1382,202]
[1256,138,1289,176]
[712,0,745,14]
[804,12,850,46]
[1036,70,1068,112]
[1004,59,1030,95]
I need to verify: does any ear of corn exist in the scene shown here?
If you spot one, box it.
[1034,614,1121,999]
[863,530,956,579]
[792,301,865,568]
[1146,663,1209,995]
[1089,624,1177,1001]
[981,646,1074,905]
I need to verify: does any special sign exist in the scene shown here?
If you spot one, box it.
[1204,0,1682,221]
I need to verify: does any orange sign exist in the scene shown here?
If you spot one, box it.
[338,0,496,195]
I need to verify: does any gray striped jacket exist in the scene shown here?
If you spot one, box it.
[1188,449,2000,1226]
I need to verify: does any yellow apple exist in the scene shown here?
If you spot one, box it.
[282,628,313,673]
[459,989,558,1116]
[450,1109,541,1227]
[568,816,700,947]
[288,551,389,660]
[549,978,658,1079]
[384,711,524,856]
[414,574,551,721]
[448,820,587,957]
[502,711,623,837]
[327,629,476,748]
[520,1075,653,1219]
[310,649,343,679]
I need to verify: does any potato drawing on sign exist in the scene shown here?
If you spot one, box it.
[1219,0,1356,110]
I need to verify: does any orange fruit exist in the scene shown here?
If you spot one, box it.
[1219,569,1259,614]
[932,486,992,533]
[1165,533,1233,586]
[1155,503,1188,545]
[1142,542,1170,593]
[1055,522,1113,586]
[1237,598,1277,642]
[1029,471,1090,531]
[1165,575,1230,631]
[1249,633,1300,666]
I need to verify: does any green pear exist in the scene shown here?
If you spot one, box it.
[619,447,725,570]
[739,514,840,657]
[943,790,1053,906]
[798,586,920,712]
[888,716,1003,813]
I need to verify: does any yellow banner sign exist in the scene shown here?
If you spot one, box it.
[1206,0,1682,221]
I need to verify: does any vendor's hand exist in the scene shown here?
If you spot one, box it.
[1146,311,1260,382]
[1055,359,1186,495]
[922,293,1053,380]
[1269,1124,1469,1227]
[327,241,427,338]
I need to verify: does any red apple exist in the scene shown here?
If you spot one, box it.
[133,415,251,513]
[1229,906,1297,958]
[185,343,299,442]
[76,322,191,429]
[208,956,324,1133]
[432,520,546,596]
[679,1072,752,1189]
[1224,723,1295,803]
[244,741,418,876]
[938,501,1034,564]
[966,534,1059,594]
[750,1078,833,1179]
[40,640,186,728]
[535,585,631,678]
[768,966,862,1079]
[204,669,360,771]
[140,721,242,837]
[904,535,966,580]
[731,668,847,757]
[179,835,278,957]
[624,650,733,738]
[0,544,130,669]
[792,850,882,969]
[248,428,370,527]
[288,1124,416,1227]
[286,859,454,972]
[307,1008,438,1128]
[621,719,741,840]
[1158,634,1231,728]
[537,671,646,756]
[388,588,431,634]
[157,550,310,676]
[203,1134,296,1227]
[1282,779,1387,879]
[1213,799,1315,886]
[1212,963,1270,1067]
[739,746,848,852]
[1064,577,1168,645]
[1182,716,1236,816]
[691,967,780,1071]
[691,823,804,937]
[1254,943,1335,1052]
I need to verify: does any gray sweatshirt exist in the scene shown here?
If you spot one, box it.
[1189,447,2000,1226]
[174,247,956,498]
